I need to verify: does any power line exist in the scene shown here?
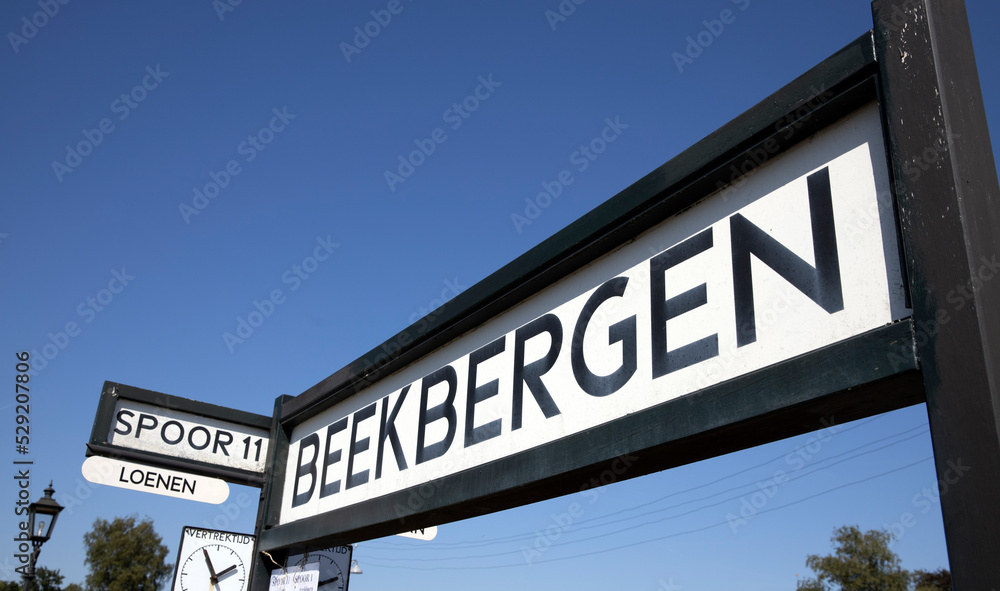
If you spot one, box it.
[360,456,933,571]
[363,421,927,552]
[363,429,928,563]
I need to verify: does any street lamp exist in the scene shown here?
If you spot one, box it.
[350,543,362,575]
[23,482,63,591]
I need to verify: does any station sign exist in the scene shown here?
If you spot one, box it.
[397,527,437,541]
[82,456,230,504]
[276,102,908,526]
[88,381,273,487]
[253,5,1000,561]
[77,2,996,585]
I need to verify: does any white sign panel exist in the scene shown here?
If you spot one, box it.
[279,104,908,525]
[83,456,230,504]
[269,563,319,591]
[171,526,256,591]
[108,399,270,474]
[397,526,438,541]
[285,546,353,591]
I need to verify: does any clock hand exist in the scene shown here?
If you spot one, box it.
[202,548,219,583]
[318,575,339,586]
[216,564,237,578]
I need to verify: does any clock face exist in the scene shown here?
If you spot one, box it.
[287,546,353,591]
[179,544,246,591]
[297,552,345,591]
[171,527,256,591]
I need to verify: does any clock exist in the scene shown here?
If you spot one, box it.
[171,526,256,591]
[287,546,353,591]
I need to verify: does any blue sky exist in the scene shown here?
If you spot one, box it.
[2,1,998,589]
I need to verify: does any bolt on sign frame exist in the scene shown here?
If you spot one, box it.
[248,1,1000,587]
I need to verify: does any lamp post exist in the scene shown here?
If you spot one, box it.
[23,482,63,591]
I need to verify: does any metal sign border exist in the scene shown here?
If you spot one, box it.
[88,381,273,487]
[252,1,1000,586]
[257,29,916,552]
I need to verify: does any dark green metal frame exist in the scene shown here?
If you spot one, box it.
[250,0,1000,586]
[873,1,1000,587]
[257,29,905,548]
[88,381,272,488]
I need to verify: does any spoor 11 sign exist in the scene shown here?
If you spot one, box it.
[89,382,273,486]
[279,104,908,525]
[110,398,269,474]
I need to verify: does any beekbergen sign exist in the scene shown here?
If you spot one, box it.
[279,104,909,525]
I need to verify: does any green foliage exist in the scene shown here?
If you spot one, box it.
[34,567,65,591]
[82,516,171,591]
[1,567,78,591]
[913,569,951,591]
[796,525,911,591]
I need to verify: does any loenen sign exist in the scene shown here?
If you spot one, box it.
[278,104,909,525]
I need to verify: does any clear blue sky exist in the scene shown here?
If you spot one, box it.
[2,1,998,589]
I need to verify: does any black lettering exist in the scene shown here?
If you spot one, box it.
[416,366,458,464]
[187,426,211,451]
[320,418,348,497]
[376,386,409,479]
[464,336,506,447]
[291,433,320,507]
[512,314,562,430]
[571,277,637,397]
[113,410,134,436]
[730,166,843,346]
[346,403,377,489]
[213,430,233,456]
[160,420,184,445]
[136,413,158,438]
[650,227,719,378]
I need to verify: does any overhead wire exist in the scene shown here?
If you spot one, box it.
[359,456,934,570]
[361,419,927,553]
[360,427,929,563]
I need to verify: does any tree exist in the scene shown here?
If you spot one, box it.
[82,516,171,591]
[34,567,65,591]
[913,569,951,591]
[1,567,72,591]
[797,525,911,591]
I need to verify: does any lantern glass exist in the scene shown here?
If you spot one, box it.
[28,483,62,544]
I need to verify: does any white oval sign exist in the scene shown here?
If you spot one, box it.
[82,456,230,504]
[396,526,438,541]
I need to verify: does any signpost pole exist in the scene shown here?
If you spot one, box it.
[872,0,1000,586]
[249,395,293,591]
